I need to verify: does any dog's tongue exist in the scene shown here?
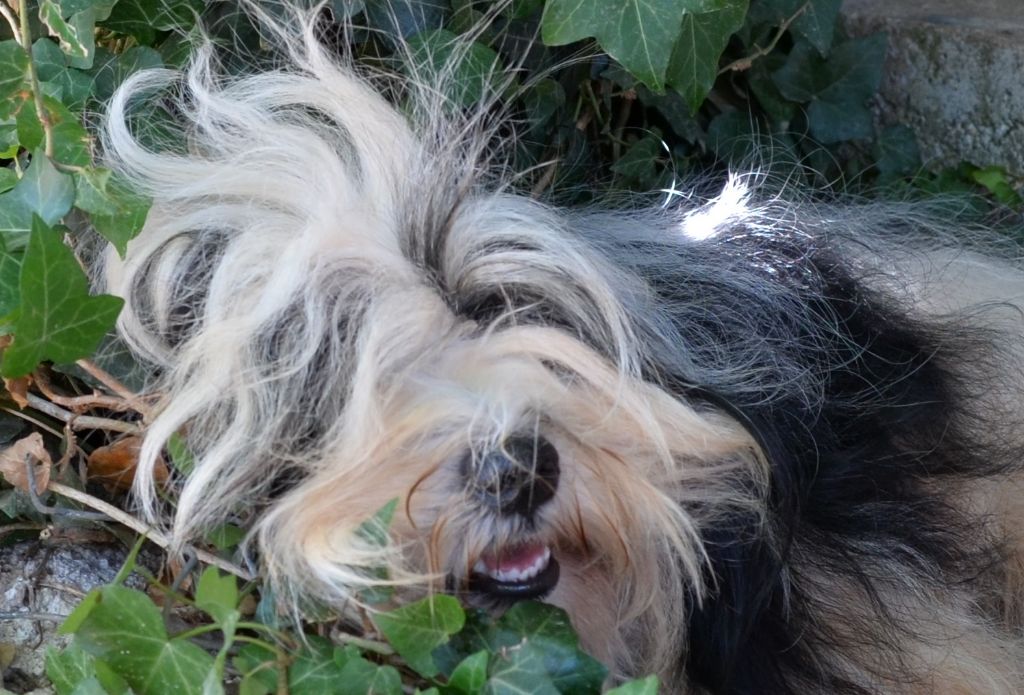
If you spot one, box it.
[480,542,548,574]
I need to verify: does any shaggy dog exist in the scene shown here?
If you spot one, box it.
[99,7,1024,693]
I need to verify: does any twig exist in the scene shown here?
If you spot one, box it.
[0,521,44,541]
[0,611,67,622]
[36,369,135,413]
[332,630,395,656]
[1,406,63,438]
[25,456,109,521]
[530,159,559,198]
[26,393,142,434]
[76,362,145,411]
[17,0,53,157]
[718,1,809,75]
[46,481,254,581]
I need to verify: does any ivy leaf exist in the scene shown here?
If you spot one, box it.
[772,34,887,144]
[74,167,150,256]
[0,40,28,103]
[288,638,341,694]
[372,594,465,677]
[99,0,204,44]
[873,124,920,180]
[2,216,123,377]
[666,0,748,112]
[0,153,75,245]
[364,0,446,40]
[32,39,66,81]
[611,134,664,189]
[791,0,842,55]
[486,645,560,695]
[487,603,607,694]
[195,567,239,625]
[335,650,403,695]
[0,250,22,320]
[90,46,164,101]
[39,1,97,68]
[406,29,504,108]
[447,650,488,695]
[541,0,699,91]
[66,585,216,695]
[45,643,130,695]
[607,676,660,694]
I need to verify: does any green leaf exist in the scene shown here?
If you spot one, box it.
[448,650,488,695]
[287,637,345,695]
[364,0,446,40]
[612,134,664,188]
[0,250,22,320]
[206,521,246,550]
[372,594,465,677]
[46,643,130,695]
[195,567,239,625]
[70,585,216,695]
[772,34,887,143]
[0,153,75,245]
[336,653,403,695]
[233,643,278,695]
[99,0,204,44]
[74,168,149,257]
[486,645,560,695]
[15,97,44,151]
[406,29,504,108]
[666,0,749,112]
[75,167,150,256]
[0,41,28,102]
[52,119,91,166]
[32,39,66,81]
[607,676,659,694]
[523,79,564,132]
[792,0,842,55]
[58,588,102,635]
[46,643,94,695]
[2,216,124,377]
[873,124,920,180]
[39,2,96,67]
[971,165,1023,206]
[487,603,607,694]
[541,0,698,90]
[90,46,163,101]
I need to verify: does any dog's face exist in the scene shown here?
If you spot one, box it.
[100,17,770,680]
[247,231,764,669]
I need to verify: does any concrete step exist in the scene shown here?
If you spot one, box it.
[840,0,1024,176]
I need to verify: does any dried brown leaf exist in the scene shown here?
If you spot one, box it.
[88,435,168,491]
[3,375,31,408]
[0,432,51,494]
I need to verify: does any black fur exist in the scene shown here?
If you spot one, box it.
[614,222,1013,694]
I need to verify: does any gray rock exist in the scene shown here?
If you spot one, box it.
[842,0,1024,175]
[0,538,140,693]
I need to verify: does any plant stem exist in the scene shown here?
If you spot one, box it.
[17,0,54,157]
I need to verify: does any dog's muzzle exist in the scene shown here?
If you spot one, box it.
[465,435,560,517]
[462,435,561,601]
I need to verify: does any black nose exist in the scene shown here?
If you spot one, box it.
[464,435,560,517]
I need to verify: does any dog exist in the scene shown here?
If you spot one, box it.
[98,6,1024,693]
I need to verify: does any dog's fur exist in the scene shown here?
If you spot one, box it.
[99,7,1024,693]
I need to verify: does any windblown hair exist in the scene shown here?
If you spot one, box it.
[100,5,1024,693]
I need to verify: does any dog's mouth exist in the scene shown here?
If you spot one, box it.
[467,541,560,600]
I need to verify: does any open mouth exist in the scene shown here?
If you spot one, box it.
[468,541,560,600]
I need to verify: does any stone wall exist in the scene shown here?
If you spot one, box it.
[841,0,1024,176]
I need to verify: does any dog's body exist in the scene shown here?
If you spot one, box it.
[100,10,1024,693]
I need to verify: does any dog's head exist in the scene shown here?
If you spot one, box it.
[100,10,769,678]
